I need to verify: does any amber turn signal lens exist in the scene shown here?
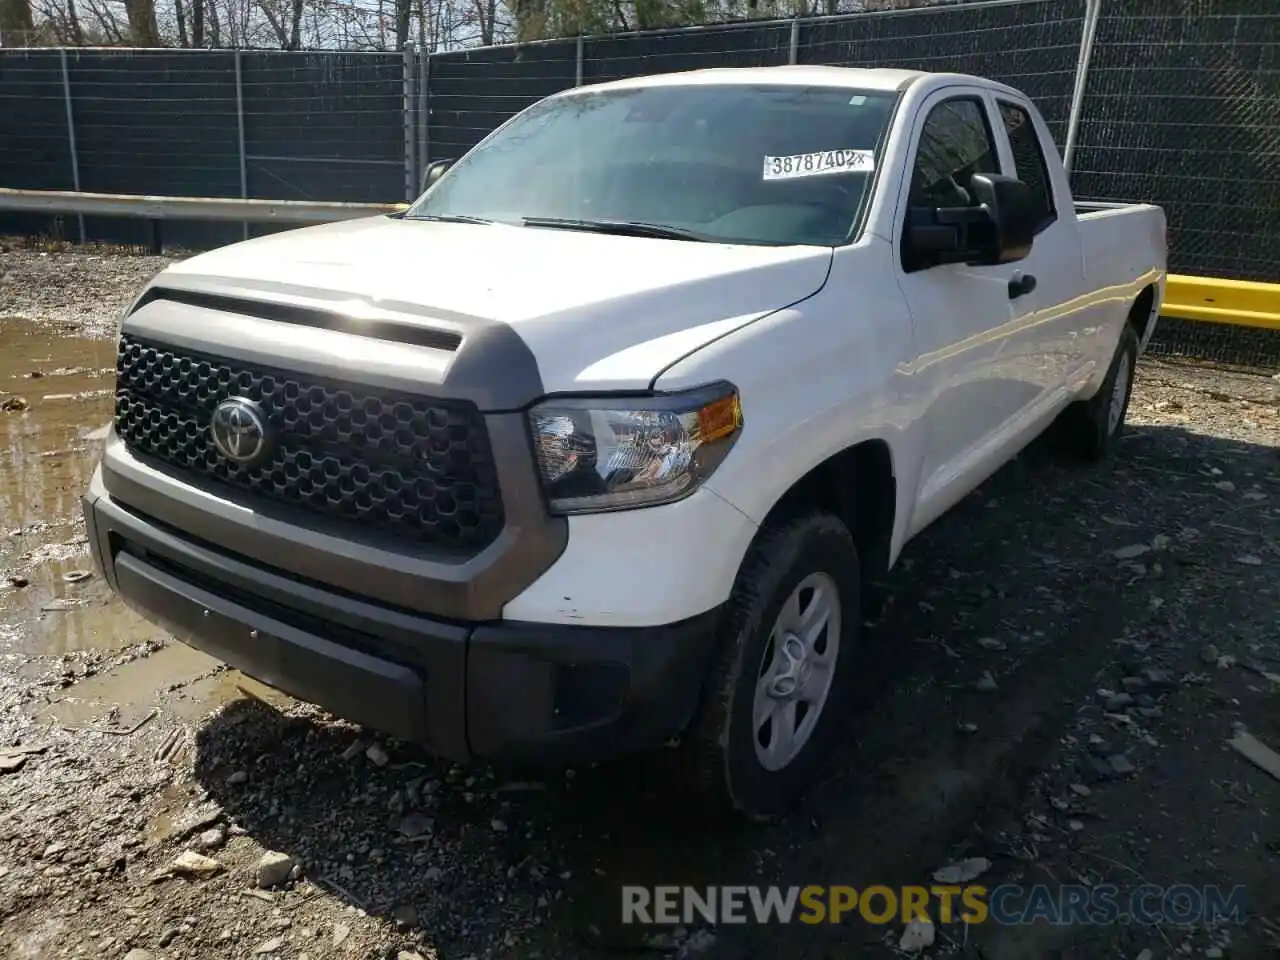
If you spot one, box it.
[698,392,743,443]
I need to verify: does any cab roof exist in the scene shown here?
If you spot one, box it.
[564,64,929,95]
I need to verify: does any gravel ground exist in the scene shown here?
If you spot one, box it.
[1,245,1278,960]
[0,242,175,336]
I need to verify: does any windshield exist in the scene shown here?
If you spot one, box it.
[406,83,899,247]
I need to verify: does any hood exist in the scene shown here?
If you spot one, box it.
[160,216,832,393]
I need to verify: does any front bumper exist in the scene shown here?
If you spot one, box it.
[84,473,721,765]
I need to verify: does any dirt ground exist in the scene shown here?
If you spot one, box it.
[1,244,1278,960]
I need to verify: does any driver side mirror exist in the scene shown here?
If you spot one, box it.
[420,158,455,195]
[905,173,1037,270]
[967,173,1036,265]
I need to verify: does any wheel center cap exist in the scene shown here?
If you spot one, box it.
[769,633,811,698]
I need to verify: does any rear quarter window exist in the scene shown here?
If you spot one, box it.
[997,101,1057,233]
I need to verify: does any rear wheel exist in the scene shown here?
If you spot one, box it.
[1053,324,1139,462]
[674,511,860,821]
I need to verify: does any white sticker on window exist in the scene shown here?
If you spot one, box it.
[762,149,875,180]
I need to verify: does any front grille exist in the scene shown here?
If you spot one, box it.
[113,335,504,553]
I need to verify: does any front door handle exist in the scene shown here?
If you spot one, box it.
[1008,272,1038,300]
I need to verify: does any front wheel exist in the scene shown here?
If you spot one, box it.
[674,511,861,821]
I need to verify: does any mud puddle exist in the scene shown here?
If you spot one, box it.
[1,316,288,732]
[0,319,149,655]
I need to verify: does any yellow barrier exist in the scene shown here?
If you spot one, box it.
[1161,274,1280,331]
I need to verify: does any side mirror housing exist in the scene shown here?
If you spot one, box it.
[967,173,1036,265]
[420,159,454,195]
[904,173,1037,270]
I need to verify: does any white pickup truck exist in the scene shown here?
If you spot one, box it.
[84,65,1166,820]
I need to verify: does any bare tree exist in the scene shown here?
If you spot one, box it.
[0,0,35,44]
[259,0,305,46]
[123,0,161,43]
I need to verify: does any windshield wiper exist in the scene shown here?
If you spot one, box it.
[409,213,494,225]
[521,217,708,242]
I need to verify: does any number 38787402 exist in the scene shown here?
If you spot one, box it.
[763,149,874,180]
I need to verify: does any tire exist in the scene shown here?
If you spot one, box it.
[674,511,861,822]
[1053,324,1139,462]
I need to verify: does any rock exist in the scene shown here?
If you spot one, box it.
[976,637,1007,651]
[398,953,428,960]
[397,813,434,839]
[1068,783,1092,797]
[1113,543,1150,560]
[1200,644,1220,665]
[932,857,991,884]
[423,866,443,882]
[171,851,222,877]
[366,743,390,766]
[392,903,418,929]
[1084,756,1118,782]
[1068,820,1084,832]
[332,923,350,947]
[677,929,718,957]
[491,819,509,833]
[253,937,284,955]
[1143,668,1176,691]
[256,851,298,888]
[1236,554,1263,566]
[1135,693,1156,707]
[1,396,30,413]
[62,570,92,584]
[899,919,935,952]
[340,740,365,762]
[158,928,179,947]
[1050,797,1069,811]
[1104,693,1134,711]
[7,575,29,588]
[161,803,223,843]
[196,826,226,851]
[289,863,304,881]
[1121,676,1147,693]
[1136,950,1153,960]
[1108,754,1137,776]
[1213,480,1236,493]
[975,671,998,693]
[1206,948,1224,959]
[124,951,154,960]
[226,770,248,785]
[0,755,27,774]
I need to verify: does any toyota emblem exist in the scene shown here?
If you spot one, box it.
[210,397,271,466]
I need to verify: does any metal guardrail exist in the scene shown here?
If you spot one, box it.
[2,188,1278,335]
[1161,275,1280,332]
[0,187,406,223]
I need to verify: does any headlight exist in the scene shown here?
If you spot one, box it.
[528,382,743,515]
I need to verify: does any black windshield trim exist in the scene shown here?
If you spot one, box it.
[521,217,711,243]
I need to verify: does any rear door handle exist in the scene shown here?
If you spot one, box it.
[1008,272,1038,300]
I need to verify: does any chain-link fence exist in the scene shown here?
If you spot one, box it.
[1070,0,1280,284]
[0,47,407,248]
[1,0,1277,367]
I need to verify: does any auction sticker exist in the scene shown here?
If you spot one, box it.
[762,149,875,180]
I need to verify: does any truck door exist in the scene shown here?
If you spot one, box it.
[893,89,1030,526]
[989,96,1090,400]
